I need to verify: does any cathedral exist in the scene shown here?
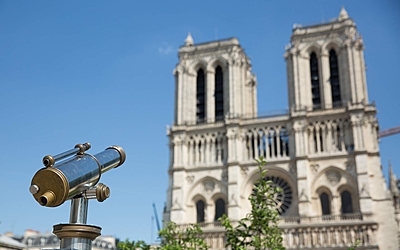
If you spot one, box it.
[163,8,400,249]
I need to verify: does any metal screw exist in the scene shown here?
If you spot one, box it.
[29,184,39,194]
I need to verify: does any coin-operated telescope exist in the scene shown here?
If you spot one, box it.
[29,143,126,250]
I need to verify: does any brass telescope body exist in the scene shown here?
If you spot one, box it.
[30,144,126,207]
[29,143,126,250]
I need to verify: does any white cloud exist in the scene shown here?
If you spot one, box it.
[158,45,174,55]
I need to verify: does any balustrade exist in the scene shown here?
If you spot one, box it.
[244,125,290,161]
[307,118,352,155]
[182,214,377,249]
[186,132,227,167]
[282,224,378,249]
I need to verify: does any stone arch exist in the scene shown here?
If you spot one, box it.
[192,194,206,223]
[186,176,227,223]
[173,64,185,76]
[303,43,322,58]
[322,39,343,56]
[211,193,228,221]
[240,165,298,217]
[189,60,208,75]
[207,57,228,73]
[315,185,333,216]
[337,183,359,214]
[311,166,358,215]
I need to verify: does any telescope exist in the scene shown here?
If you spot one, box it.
[29,142,126,250]
[30,142,125,207]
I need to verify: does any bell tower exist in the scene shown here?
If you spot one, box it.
[285,7,368,111]
[165,35,257,225]
[173,34,257,126]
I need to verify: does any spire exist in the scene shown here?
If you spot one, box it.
[338,7,349,22]
[184,33,194,46]
[389,160,398,194]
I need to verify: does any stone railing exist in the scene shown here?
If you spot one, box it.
[182,213,378,250]
[178,221,225,231]
[241,121,290,162]
[282,224,378,249]
[280,213,373,225]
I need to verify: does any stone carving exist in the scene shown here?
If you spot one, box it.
[203,180,215,193]
[310,164,319,174]
[299,189,308,202]
[360,183,370,197]
[230,194,237,205]
[345,161,354,172]
[221,170,228,182]
[241,166,249,176]
[326,170,341,185]
[290,164,297,175]
[173,198,181,209]
[186,175,195,184]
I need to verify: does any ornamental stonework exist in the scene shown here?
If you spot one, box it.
[203,180,215,193]
[326,170,341,185]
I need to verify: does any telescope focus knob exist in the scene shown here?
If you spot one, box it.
[96,183,110,202]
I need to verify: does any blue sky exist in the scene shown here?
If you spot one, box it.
[0,0,399,244]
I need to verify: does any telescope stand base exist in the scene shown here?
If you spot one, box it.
[53,223,101,250]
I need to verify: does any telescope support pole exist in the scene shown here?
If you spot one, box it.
[53,197,101,250]
[70,196,89,224]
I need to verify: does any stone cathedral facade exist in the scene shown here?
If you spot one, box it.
[163,8,400,249]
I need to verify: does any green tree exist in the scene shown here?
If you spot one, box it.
[220,156,285,250]
[348,240,360,250]
[117,239,150,250]
[158,221,208,250]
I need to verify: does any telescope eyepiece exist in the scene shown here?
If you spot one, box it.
[39,191,56,206]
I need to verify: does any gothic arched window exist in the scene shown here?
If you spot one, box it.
[320,192,331,215]
[214,198,226,221]
[310,52,321,109]
[196,69,205,123]
[329,49,341,107]
[196,200,205,223]
[341,190,353,214]
[215,66,224,120]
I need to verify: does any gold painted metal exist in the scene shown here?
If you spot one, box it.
[95,183,110,202]
[53,224,101,240]
[75,142,91,155]
[107,145,126,167]
[42,155,55,168]
[31,167,69,207]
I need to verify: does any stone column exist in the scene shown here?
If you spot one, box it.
[207,69,215,122]
[227,165,241,221]
[320,51,332,109]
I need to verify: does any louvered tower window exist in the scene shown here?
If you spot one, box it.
[329,49,341,107]
[320,192,331,215]
[196,69,205,122]
[310,52,321,109]
[215,66,224,120]
[214,199,226,221]
[341,190,353,214]
[196,200,205,223]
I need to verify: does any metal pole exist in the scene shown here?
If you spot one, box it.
[55,197,100,250]
[70,197,89,224]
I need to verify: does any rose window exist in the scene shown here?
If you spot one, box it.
[264,176,293,215]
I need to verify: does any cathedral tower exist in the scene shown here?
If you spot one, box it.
[164,8,399,249]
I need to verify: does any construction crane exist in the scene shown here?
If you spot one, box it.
[152,203,161,233]
[379,126,400,138]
